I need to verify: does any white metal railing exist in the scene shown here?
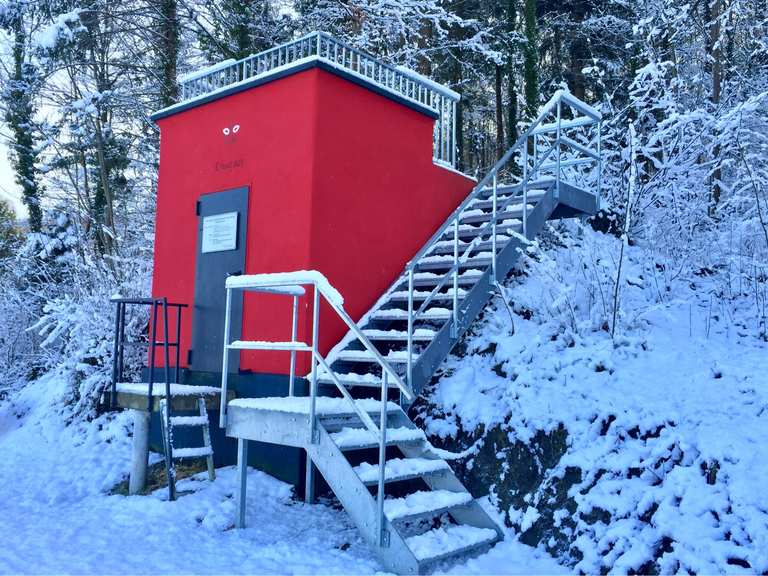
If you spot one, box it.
[219,271,411,548]
[178,32,460,168]
[402,90,602,386]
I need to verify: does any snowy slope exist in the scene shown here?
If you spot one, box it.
[419,225,768,574]
[0,374,563,574]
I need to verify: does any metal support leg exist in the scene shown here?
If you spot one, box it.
[129,410,151,495]
[236,438,248,528]
[304,455,315,504]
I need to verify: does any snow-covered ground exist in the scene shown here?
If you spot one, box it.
[0,375,562,574]
[422,226,768,574]
[1,225,765,574]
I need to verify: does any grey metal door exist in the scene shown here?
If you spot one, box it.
[191,187,249,372]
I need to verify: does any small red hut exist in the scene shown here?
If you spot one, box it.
[149,34,472,383]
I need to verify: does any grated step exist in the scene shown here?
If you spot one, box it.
[354,457,450,485]
[408,270,483,288]
[334,349,416,364]
[409,525,498,564]
[470,187,548,211]
[169,415,208,427]
[330,426,425,450]
[227,340,311,351]
[459,204,530,226]
[384,489,473,522]
[172,446,213,459]
[428,236,514,257]
[386,289,466,304]
[316,372,400,389]
[361,328,436,341]
[371,307,452,321]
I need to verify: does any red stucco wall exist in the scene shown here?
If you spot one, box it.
[151,66,474,375]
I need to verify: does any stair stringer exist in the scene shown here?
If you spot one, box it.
[307,421,422,575]
[409,183,559,396]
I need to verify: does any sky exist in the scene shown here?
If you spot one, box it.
[0,139,25,218]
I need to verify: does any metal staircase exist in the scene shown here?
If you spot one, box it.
[218,90,601,574]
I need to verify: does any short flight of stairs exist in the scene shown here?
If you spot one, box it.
[227,397,502,574]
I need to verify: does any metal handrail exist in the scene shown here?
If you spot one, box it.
[218,273,404,547]
[402,90,602,385]
[177,32,460,168]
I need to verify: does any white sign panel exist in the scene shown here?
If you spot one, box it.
[201,211,238,253]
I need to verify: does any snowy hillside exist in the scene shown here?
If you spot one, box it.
[417,223,768,574]
[1,223,765,574]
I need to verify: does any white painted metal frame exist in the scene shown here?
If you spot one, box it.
[219,274,413,544]
[178,32,460,168]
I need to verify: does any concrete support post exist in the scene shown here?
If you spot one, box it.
[129,410,151,495]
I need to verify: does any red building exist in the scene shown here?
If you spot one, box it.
[149,43,473,385]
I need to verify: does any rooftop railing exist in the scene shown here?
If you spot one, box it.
[178,32,460,168]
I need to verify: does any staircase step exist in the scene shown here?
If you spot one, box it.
[371,307,452,321]
[386,289,466,303]
[476,177,555,199]
[443,221,522,241]
[172,446,213,459]
[316,373,395,390]
[361,328,436,341]
[169,415,208,427]
[335,349,416,364]
[470,187,547,211]
[416,252,493,272]
[354,457,450,485]
[227,340,311,351]
[228,396,400,417]
[409,270,483,288]
[460,204,531,226]
[408,525,498,564]
[384,489,473,522]
[330,426,426,450]
[428,236,513,257]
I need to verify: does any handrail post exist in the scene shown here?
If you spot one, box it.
[597,120,603,209]
[523,140,529,239]
[491,174,498,281]
[452,100,457,167]
[452,218,459,337]
[309,286,320,444]
[147,301,158,413]
[219,288,233,428]
[377,369,389,548]
[407,268,414,388]
[556,98,562,201]
[289,294,299,397]
[110,301,122,410]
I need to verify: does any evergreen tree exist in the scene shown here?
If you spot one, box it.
[1,2,44,232]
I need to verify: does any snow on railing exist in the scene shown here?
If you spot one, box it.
[178,32,460,168]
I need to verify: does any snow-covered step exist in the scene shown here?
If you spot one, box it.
[428,236,513,257]
[335,349,417,364]
[354,457,450,485]
[169,415,208,427]
[386,289,467,303]
[315,371,403,390]
[227,340,311,351]
[371,307,452,321]
[409,270,483,288]
[115,382,221,397]
[475,177,554,199]
[330,426,426,450]
[459,204,532,226]
[442,220,522,241]
[384,489,473,522]
[416,252,494,272]
[470,187,547,211]
[172,446,213,459]
[361,328,436,341]
[408,525,498,564]
[228,396,400,416]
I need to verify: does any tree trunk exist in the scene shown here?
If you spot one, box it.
[523,0,539,119]
[495,64,505,160]
[159,0,180,107]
